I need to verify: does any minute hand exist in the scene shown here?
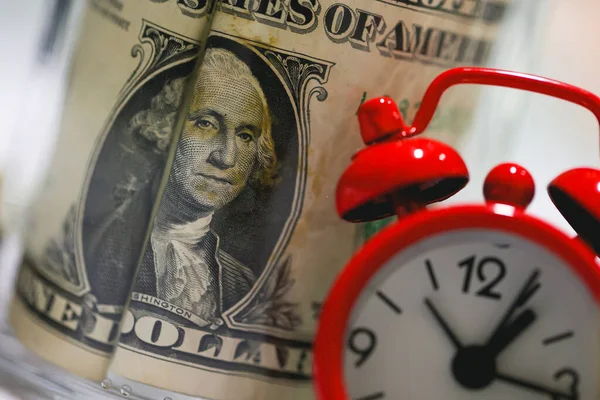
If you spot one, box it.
[486,269,541,347]
[496,372,576,400]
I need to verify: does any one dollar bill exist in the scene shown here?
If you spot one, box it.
[104,0,511,398]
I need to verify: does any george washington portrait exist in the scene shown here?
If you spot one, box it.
[52,35,299,328]
[133,47,280,324]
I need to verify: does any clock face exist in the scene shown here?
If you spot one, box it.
[344,229,599,400]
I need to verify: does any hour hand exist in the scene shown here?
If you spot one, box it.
[483,269,541,356]
[424,298,462,349]
[487,269,541,342]
[486,308,537,356]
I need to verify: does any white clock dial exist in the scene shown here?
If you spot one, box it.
[344,229,599,400]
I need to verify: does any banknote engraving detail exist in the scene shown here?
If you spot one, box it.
[124,21,200,94]
[44,205,79,288]
[236,255,301,330]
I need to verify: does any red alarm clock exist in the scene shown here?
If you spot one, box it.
[313,68,600,400]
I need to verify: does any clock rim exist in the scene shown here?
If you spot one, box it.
[313,204,600,400]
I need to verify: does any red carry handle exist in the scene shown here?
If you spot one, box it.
[408,67,600,156]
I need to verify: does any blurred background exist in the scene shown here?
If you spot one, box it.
[452,0,600,238]
[0,0,85,325]
[0,0,84,231]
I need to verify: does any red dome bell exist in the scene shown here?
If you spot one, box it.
[548,167,600,255]
[336,137,469,222]
[484,163,535,210]
[357,96,409,145]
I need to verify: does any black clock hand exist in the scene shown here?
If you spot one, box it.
[486,309,537,356]
[486,269,541,347]
[446,271,540,392]
[496,372,576,400]
[424,298,462,348]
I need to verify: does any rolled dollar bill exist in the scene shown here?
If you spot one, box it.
[9,0,215,381]
[106,0,512,398]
